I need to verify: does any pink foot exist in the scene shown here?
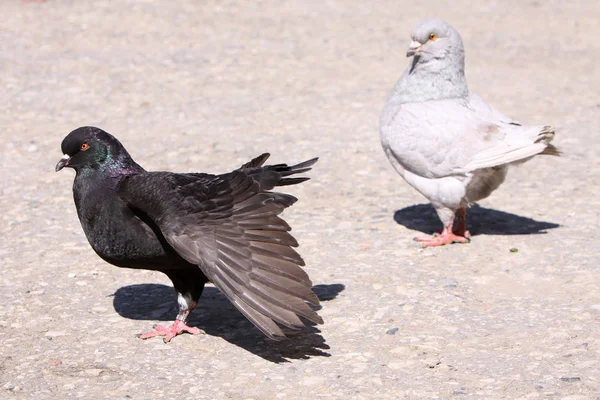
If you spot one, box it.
[414,232,470,247]
[414,225,470,247]
[138,320,203,342]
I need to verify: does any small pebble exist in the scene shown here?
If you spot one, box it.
[84,368,103,377]
[45,331,68,338]
[560,376,581,382]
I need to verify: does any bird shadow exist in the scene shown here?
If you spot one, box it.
[112,283,344,363]
[393,203,559,236]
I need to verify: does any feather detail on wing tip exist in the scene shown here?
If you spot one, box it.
[239,293,304,329]
[213,271,307,333]
[248,281,322,324]
[233,193,298,218]
[252,254,312,286]
[230,296,287,339]
[278,177,310,186]
[292,157,319,170]
[249,241,305,266]
[238,217,291,231]
[249,273,319,306]
[243,156,317,191]
[286,167,312,175]
[536,126,560,156]
[241,153,271,169]
[541,144,561,156]
[245,229,299,247]
[536,126,555,143]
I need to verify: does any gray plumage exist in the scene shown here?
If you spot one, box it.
[380,19,559,245]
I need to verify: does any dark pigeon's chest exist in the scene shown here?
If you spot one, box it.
[72,175,179,269]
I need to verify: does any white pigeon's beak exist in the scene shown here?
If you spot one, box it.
[55,154,71,172]
[406,40,423,57]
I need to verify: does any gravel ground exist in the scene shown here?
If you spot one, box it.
[1,1,599,399]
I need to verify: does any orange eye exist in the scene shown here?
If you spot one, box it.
[429,33,438,41]
[80,142,90,151]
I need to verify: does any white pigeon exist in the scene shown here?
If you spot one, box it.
[380,19,559,247]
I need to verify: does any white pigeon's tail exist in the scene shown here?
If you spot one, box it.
[538,126,560,156]
[460,124,560,172]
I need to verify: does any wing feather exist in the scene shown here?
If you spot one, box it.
[382,94,558,178]
[238,216,291,231]
[118,157,321,340]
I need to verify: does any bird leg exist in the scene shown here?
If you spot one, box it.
[453,207,471,239]
[139,293,203,342]
[414,211,471,247]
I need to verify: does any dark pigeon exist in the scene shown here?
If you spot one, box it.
[56,126,322,342]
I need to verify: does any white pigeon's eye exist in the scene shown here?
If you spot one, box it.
[429,33,438,41]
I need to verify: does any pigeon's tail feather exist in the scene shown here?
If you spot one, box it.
[536,125,555,142]
[461,125,558,172]
[537,126,560,156]
[287,157,319,172]
[276,177,310,187]
[541,144,560,156]
[240,153,270,169]
[263,157,319,178]
[243,157,319,190]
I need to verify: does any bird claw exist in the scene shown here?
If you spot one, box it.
[138,320,204,342]
[414,232,470,247]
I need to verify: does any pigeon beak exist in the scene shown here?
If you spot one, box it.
[55,154,71,172]
[406,40,423,57]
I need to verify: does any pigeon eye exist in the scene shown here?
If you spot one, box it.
[429,33,438,41]
[80,143,90,151]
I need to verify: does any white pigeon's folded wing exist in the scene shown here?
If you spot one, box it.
[380,94,557,179]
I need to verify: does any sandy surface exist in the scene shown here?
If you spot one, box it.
[1,1,599,399]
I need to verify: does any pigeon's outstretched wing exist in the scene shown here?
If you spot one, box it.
[117,156,322,340]
[381,94,558,179]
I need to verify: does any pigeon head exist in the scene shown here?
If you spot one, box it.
[406,19,465,72]
[55,126,136,173]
